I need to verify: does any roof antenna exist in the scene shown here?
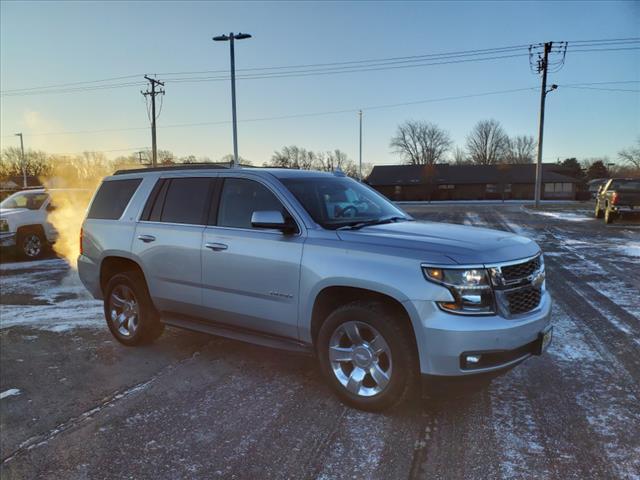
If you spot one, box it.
[333,168,345,177]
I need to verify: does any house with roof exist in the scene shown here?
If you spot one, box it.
[366,163,581,201]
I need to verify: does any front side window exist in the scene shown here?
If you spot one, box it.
[281,176,407,229]
[0,192,48,210]
[217,178,287,229]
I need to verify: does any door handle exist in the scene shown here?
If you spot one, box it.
[137,234,156,243]
[205,242,228,251]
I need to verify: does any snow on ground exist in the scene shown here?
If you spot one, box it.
[0,388,21,400]
[0,259,103,332]
[463,212,488,227]
[617,242,640,258]
[0,258,69,272]
[526,209,595,222]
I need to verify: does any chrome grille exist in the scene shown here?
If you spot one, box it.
[506,286,542,315]
[501,256,541,282]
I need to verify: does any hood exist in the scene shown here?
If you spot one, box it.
[336,221,539,265]
[0,208,28,217]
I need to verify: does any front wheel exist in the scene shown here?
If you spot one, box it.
[104,271,164,346]
[317,301,418,411]
[18,231,46,259]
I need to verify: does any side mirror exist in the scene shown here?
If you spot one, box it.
[46,203,57,212]
[251,211,297,233]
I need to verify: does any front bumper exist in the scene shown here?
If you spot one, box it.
[404,291,552,376]
[0,232,16,248]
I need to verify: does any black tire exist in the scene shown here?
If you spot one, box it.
[17,229,46,260]
[104,271,164,346]
[594,202,603,219]
[316,301,418,412]
[604,206,615,224]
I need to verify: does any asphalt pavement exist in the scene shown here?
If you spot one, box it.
[1,204,639,479]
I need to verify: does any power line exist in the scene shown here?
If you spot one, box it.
[561,85,640,93]
[0,43,530,94]
[2,41,637,98]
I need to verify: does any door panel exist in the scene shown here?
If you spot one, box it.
[133,223,204,315]
[132,176,213,315]
[200,177,304,339]
[201,227,303,339]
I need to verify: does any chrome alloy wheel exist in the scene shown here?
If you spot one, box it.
[22,234,42,258]
[109,285,139,337]
[328,321,392,397]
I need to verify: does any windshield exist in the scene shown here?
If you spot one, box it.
[281,176,408,229]
[0,191,48,210]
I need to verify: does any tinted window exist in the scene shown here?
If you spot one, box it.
[617,180,640,192]
[87,179,141,220]
[160,178,211,224]
[217,178,285,229]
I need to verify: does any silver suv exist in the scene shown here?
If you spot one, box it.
[78,166,552,411]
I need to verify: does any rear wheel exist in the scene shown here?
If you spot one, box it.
[17,230,46,260]
[604,206,616,224]
[594,201,603,219]
[317,301,417,411]
[104,271,164,346]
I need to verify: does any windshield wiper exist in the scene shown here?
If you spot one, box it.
[336,216,410,230]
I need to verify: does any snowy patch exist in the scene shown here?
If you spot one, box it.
[0,388,22,400]
[0,300,104,331]
[0,264,103,332]
[616,242,640,258]
[0,258,69,272]
[463,212,488,227]
[527,210,593,222]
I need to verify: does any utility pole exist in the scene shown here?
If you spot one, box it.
[213,32,252,168]
[358,110,363,181]
[14,133,26,188]
[141,76,165,168]
[530,41,565,207]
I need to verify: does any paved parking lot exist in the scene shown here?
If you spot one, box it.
[1,204,639,479]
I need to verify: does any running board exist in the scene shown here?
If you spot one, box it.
[161,313,313,355]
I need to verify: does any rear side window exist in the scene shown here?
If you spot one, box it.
[142,177,212,225]
[87,179,142,220]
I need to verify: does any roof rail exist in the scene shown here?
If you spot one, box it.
[113,163,231,175]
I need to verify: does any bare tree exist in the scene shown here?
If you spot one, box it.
[505,135,536,164]
[466,119,510,165]
[451,146,469,165]
[618,137,640,169]
[390,120,452,165]
[317,149,350,172]
[0,147,53,178]
[269,145,317,169]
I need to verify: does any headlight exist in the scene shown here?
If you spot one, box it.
[0,219,8,232]
[422,266,495,315]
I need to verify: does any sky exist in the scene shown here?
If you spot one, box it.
[1,0,638,166]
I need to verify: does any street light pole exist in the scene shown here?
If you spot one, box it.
[15,133,26,188]
[358,110,363,181]
[213,32,252,168]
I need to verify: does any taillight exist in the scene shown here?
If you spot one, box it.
[611,192,618,205]
[79,227,84,255]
